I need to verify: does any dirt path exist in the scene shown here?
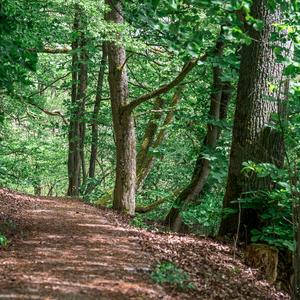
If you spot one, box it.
[0,190,167,300]
[0,189,290,300]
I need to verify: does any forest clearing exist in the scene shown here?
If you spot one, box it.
[0,0,299,299]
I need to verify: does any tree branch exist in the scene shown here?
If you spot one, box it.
[29,72,71,98]
[135,198,166,213]
[24,100,68,125]
[28,46,71,54]
[123,54,207,114]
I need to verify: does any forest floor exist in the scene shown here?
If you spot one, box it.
[0,189,289,300]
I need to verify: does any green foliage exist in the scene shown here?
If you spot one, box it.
[241,162,296,252]
[0,0,41,91]
[151,261,195,290]
[0,0,297,263]
[130,215,149,229]
[182,192,223,236]
[0,233,9,247]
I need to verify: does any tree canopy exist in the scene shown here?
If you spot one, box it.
[0,0,299,298]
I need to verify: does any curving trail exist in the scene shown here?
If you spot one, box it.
[0,189,290,300]
[0,190,167,300]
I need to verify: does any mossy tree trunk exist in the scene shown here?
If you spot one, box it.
[136,88,182,191]
[164,33,229,231]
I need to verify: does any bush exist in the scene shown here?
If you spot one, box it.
[0,233,9,247]
[151,261,195,290]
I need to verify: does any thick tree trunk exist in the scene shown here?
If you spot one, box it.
[106,0,136,215]
[219,0,288,238]
[67,6,88,196]
[88,44,107,179]
[164,34,228,231]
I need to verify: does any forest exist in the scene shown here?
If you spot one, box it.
[0,0,299,299]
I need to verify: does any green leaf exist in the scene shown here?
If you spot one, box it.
[152,0,160,10]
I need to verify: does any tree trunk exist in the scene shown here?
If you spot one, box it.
[88,44,107,180]
[79,27,88,187]
[164,32,228,231]
[67,6,88,196]
[136,88,181,191]
[106,0,136,215]
[136,97,165,177]
[67,7,81,196]
[218,0,288,238]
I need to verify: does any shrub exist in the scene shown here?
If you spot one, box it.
[151,261,195,290]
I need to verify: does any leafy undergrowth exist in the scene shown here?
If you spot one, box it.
[151,261,196,291]
[136,229,289,299]
[92,205,289,299]
[0,188,289,300]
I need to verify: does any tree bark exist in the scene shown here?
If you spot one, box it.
[88,44,108,180]
[164,32,228,231]
[67,6,88,196]
[136,97,165,177]
[218,0,288,238]
[79,27,88,187]
[136,88,182,191]
[67,7,81,196]
[106,0,136,215]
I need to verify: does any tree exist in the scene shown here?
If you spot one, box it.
[105,0,136,214]
[105,0,210,215]
[136,88,182,192]
[218,0,289,238]
[88,44,108,180]
[67,5,88,196]
[163,29,234,231]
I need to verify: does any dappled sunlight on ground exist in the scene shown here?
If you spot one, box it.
[0,190,165,299]
[0,189,289,300]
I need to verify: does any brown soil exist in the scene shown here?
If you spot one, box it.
[0,189,289,300]
[0,189,167,299]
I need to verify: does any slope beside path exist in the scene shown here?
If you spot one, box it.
[0,189,289,299]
